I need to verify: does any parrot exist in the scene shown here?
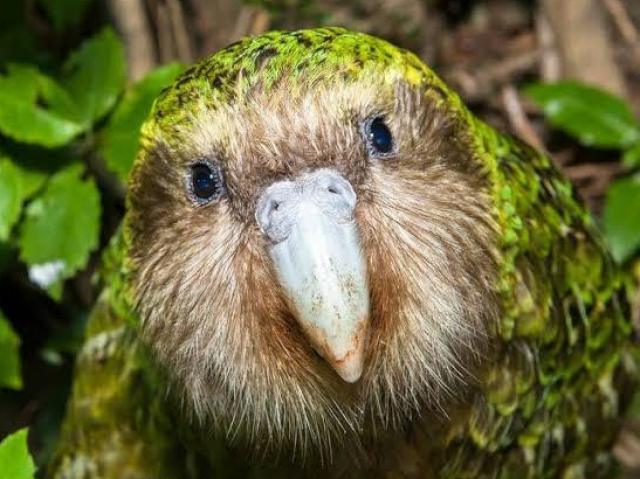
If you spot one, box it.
[48,27,638,479]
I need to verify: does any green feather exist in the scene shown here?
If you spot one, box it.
[49,28,638,479]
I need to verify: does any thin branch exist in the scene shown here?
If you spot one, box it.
[540,0,628,97]
[602,0,640,64]
[167,0,195,63]
[501,84,545,151]
[156,1,174,64]
[107,0,157,81]
[535,11,562,82]
[446,50,539,101]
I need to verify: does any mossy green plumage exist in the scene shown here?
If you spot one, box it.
[49,28,637,478]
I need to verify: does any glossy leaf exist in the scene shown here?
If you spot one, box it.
[0,429,35,479]
[18,164,101,299]
[0,156,27,241]
[622,143,640,169]
[525,81,640,149]
[38,73,84,125]
[101,63,184,182]
[603,174,640,263]
[0,310,22,390]
[0,65,40,102]
[62,28,125,127]
[0,66,84,147]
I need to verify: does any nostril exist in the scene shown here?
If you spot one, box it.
[256,193,288,234]
[310,171,357,210]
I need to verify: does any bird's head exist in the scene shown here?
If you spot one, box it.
[126,28,499,457]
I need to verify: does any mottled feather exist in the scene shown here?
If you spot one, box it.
[49,28,637,479]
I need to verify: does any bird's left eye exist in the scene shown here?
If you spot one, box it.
[363,116,394,157]
[188,161,225,205]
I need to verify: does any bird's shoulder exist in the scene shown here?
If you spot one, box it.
[444,124,638,477]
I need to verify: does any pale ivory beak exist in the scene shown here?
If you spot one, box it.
[255,169,370,382]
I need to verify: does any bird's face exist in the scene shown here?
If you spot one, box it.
[126,30,498,456]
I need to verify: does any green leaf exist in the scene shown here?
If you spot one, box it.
[38,73,84,125]
[37,0,93,31]
[0,429,35,479]
[622,143,640,169]
[603,174,640,263]
[0,145,64,198]
[0,152,50,241]
[0,309,22,390]
[525,81,640,149]
[11,163,48,200]
[101,63,184,182]
[0,65,84,147]
[63,28,125,127]
[18,164,101,299]
[0,157,28,241]
[0,65,40,102]
[0,30,125,146]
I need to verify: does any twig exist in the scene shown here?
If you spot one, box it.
[188,0,246,56]
[249,8,271,36]
[501,85,545,151]
[540,0,628,97]
[602,0,640,64]
[231,6,271,41]
[232,6,255,41]
[156,1,174,64]
[446,50,540,101]
[167,0,195,63]
[564,162,620,202]
[107,0,157,81]
[614,426,640,472]
[564,162,620,180]
[535,11,562,82]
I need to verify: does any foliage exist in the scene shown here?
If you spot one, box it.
[526,81,640,263]
[0,310,22,390]
[0,429,36,479]
[603,175,640,263]
[18,164,102,300]
[0,0,183,440]
[100,63,184,182]
[0,65,84,147]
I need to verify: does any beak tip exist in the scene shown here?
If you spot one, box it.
[327,345,366,383]
[335,363,364,383]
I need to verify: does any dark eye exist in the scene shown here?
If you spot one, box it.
[365,117,394,156]
[188,162,224,205]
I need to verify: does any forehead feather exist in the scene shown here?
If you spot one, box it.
[179,77,390,162]
[140,28,459,147]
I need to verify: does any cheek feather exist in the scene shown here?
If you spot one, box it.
[131,199,366,459]
[358,166,499,426]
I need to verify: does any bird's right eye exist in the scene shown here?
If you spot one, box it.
[362,116,395,158]
[187,161,225,205]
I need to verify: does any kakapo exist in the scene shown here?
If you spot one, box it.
[49,28,637,479]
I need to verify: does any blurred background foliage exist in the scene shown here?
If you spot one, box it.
[0,0,639,476]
